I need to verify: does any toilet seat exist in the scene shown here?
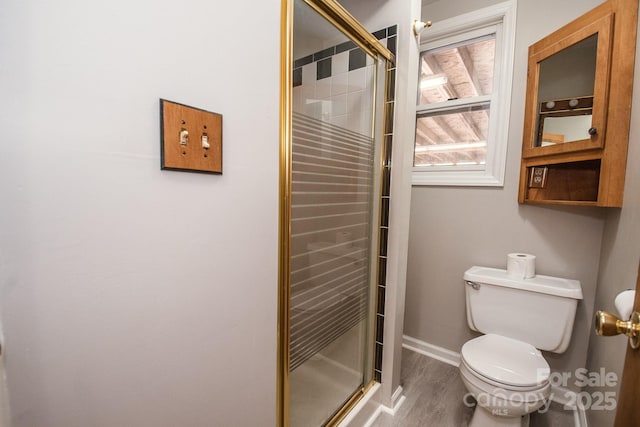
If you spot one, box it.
[461,334,550,389]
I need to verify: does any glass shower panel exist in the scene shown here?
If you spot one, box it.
[289,1,380,425]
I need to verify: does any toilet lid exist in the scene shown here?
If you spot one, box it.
[461,334,550,387]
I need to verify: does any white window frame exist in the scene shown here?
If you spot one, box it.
[412,0,516,187]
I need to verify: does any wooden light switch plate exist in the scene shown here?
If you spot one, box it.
[160,99,222,174]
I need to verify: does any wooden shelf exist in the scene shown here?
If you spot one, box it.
[524,160,600,204]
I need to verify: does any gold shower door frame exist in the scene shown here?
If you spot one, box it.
[278,0,395,426]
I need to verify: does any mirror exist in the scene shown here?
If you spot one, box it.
[535,34,598,147]
[522,10,613,158]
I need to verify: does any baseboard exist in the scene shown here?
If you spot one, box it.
[549,385,588,427]
[402,335,460,367]
[361,386,405,427]
[576,406,588,427]
[391,386,404,410]
[402,335,588,427]
[336,383,407,427]
[338,383,381,427]
[360,406,383,427]
[380,386,405,415]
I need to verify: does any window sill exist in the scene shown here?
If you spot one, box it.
[411,169,505,187]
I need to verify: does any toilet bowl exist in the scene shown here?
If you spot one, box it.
[461,266,583,427]
[460,334,551,426]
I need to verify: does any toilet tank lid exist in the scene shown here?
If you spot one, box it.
[464,266,583,300]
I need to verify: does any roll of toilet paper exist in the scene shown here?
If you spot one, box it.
[614,290,636,320]
[506,253,536,279]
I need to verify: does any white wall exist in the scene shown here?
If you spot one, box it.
[405,0,609,388]
[0,1,280,426]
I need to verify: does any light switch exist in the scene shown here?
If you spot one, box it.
[160,99,222,174]
[179,129,189,145]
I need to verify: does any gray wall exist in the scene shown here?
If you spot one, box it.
[0,0,280,426]
[405,0,610,386]
[585,18,640,426]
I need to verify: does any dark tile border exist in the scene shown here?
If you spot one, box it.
[292,25,398,85]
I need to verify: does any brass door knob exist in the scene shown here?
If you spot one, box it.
[595,310,640,349]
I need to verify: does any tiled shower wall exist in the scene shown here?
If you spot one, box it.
[290,25,397,382]
[289,112,374,370]
[292,26,397,136]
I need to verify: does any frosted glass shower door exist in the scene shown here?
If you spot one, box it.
[288,0,382,425]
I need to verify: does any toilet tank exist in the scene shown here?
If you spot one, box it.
[464,266,583,353]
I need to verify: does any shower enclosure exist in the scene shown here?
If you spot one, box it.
[279,0,395,425]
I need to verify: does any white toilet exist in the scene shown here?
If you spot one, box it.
[460,266,583,427]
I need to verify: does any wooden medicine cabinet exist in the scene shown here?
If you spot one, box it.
[518,0,638,207]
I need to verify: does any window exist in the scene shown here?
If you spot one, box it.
[412,1,516,186]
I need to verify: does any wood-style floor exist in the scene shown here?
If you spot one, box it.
[370,348,576,427]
